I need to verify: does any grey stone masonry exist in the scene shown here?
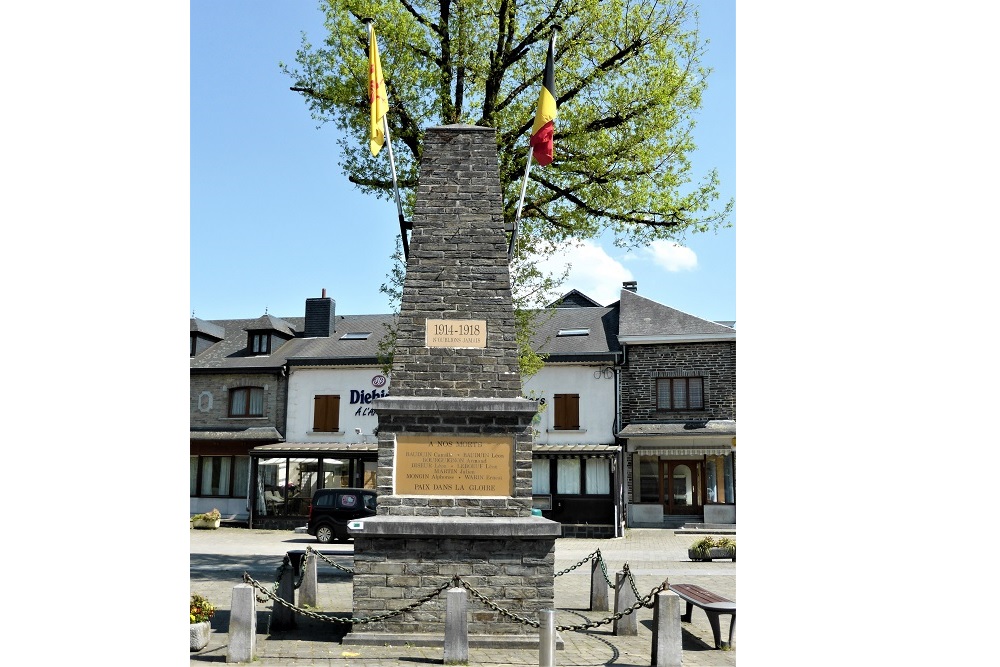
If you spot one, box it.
[389,124,521,399]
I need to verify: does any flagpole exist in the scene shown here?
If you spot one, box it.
[509,144,534,260]
[382,114,409,259]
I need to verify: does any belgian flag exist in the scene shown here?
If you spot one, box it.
[529,34,557,167]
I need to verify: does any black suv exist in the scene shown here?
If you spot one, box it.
[306,488,377,543]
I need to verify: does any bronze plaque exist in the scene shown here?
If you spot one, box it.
[395,434,513,496]
[425,319,487,348]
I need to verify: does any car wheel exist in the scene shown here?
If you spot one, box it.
[316,524,334,544]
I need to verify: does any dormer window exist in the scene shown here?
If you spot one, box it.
[250,333,271,355]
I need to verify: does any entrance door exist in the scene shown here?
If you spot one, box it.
[659,460,703,516]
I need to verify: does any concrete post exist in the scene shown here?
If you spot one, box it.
[226,584,257,663]
[538,609,556,667]
[590,558,609,611]
[268,561,297,632]
[650,590,682,667]
[443,587,469,665]
[299,552,318,608]
[612,571,638,636]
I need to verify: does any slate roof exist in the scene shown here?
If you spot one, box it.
[617,289,735,341]
[191,288,732,370]
[190,317,225,340]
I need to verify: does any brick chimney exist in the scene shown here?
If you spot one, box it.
[623,280,638,293]
[304,288,335,337]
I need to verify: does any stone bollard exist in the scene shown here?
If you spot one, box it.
[590,557,609,611]
[299,551,318,608]
[268,558,297,632]
[443,587,469,665]
[612,570,638,636]
[538,609,556,667]
[650,589,682,667]
[227,584,257,663]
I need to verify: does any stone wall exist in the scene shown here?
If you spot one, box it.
[352,534,555,635]
[620,341,736,423]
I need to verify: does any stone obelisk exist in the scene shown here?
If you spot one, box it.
[344,125,560,646]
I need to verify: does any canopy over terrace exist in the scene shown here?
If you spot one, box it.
[247,443,378,527]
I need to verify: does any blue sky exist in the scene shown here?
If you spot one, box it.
[190,0,735,323]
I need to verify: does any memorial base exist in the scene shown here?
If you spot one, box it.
[348,515,561,639]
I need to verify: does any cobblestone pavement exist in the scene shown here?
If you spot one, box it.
[190,527,735,666]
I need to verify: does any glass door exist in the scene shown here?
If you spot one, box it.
[659,460,703,515]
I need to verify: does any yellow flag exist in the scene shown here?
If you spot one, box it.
[368,24,388,156]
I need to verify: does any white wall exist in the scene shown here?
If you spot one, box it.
[521,364,616,444]
[286,367,390,442]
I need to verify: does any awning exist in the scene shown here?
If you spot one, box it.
[191,426,283,441]
[616,420,735,438]
[250,442,378,457]
[618,420,735,457]
[532,444,620,458]
[259,457,344,466]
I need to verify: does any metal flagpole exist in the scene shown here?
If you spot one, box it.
[509,144,534,261]
[382,114,409,259]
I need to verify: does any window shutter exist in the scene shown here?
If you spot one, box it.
[313,395,340,432]
[554,394,580,430]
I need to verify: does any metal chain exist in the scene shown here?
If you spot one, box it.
[554,549,600,577]
[621,563,647,607]
[305,546,357,574]
[556,581,668,632]
[596,549,615,586]
[243,554,667,633]
[242,571,450,625]
[457,578,541,628]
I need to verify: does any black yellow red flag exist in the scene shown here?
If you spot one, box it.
[529,34,557,166]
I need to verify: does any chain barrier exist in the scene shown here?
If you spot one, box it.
[243,571,450,625]
[305,546,357,574]
[621,563,648,608]
[242,558,668,633]
[553,548,615,588]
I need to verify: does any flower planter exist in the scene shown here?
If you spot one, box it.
[191,518,221,529]
[190,621,211,651]
[688,547,736,562]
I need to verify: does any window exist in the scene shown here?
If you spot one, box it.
[339,332,372,340]
[656,377,704,410]
[553,394,580,430]
[556,328,590,337]
[190,334,197,356]
[191,455,250,497]
[556,459,581,494]
[250,333,270,354]
[532,459,551,494]
[229,387,264,417]
[313,395,341,432]
[585,458,611,494]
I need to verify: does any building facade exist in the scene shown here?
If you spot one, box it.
[190,284,735,533]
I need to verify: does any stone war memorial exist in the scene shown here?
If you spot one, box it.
[342,124,561,647]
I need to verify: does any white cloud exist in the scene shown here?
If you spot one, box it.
[530,239,633,306]
[642,239,699,272]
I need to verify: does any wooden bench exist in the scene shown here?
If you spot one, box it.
[669,583,736,649]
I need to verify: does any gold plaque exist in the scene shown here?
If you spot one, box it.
[425,319,487,348]
[395,434,513,496]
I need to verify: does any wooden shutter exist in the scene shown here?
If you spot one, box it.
[313,395,340,432]
[554,394,580,430]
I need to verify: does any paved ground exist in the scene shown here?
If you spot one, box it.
[190,527,735,666]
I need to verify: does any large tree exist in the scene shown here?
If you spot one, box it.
[282,0,732,258]
[284,0,732,377]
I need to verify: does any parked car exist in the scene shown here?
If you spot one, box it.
[306,488,377,543]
